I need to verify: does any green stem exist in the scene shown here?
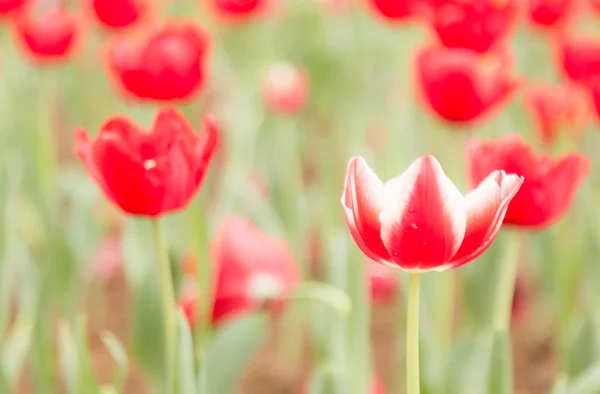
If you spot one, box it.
[493,231,522,332]
[407,273,421,394]
[152,218,175,393]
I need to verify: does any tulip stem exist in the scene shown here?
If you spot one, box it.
[407,273,421,394]
[493,231,522,331]
[153,218,176,393]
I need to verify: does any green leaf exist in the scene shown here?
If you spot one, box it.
[204,313,270,394]
[58,321,79,394]
[286,281,351,316]
[488,329,512,394]
[100,332,128,393]
[176,312,197,394]
[569,362,600,394]
[564,316,596,378]
[1,316,33,391]
[445,331,492,394]
[550,374,568,394]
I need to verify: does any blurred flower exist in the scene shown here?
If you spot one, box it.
[368,260,399,304]
[0,0,26,15]
[423,0,517,53]
[466,134,590,228]
[557,34,600,84]
[524,83,589,145]
[365,0,418,22]
[511,273,529,325]
[527,0,575,28]
[105,22,210,102]
[91,0,147,30]
[263,62,310,116]
[181,217,300,327]
[74,107,219,217]
[370,375,387,394]
[12,8,78,63]
[415,45,519,125]
[342,155,523,272]
[204,0,267,22]
[91,234,123,280]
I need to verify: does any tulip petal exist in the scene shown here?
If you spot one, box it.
[379,155,467,271]
[449,172,523,268]
[341,157,391,262]
[73,128,113,199]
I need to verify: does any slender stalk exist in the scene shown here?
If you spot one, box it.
[407,273,421,394]
[493,231,522,331]
[152,218,176,393]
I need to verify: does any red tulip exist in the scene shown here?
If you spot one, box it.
[557,34,600,84]
[527,0,575,28]
[12,8,78,63]
[105,22,210,102]
[204,0,267,22]
[466,134,590,228]
[263,62,310,115]
[524,84,589,145]
[91,0,147,29]
[423,0,517,53]
[74,107,219,217]
[365,0,417,22]
[211,217,300,325]
[0,0,26,15]
[415,45,519,125]
[342,155,523,272]
[591,0,600,14]
[368,260,399,304]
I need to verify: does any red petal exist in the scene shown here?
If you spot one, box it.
[449,172,523,268]
[341,157,390,262]
[379,155,466,271]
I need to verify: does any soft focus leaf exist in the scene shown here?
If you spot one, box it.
[204,313,270,394]
[446,331,492,394]
[569,362,600,394]
[1,316,33,391]
[175,311,197,394]
[100,332,128,392]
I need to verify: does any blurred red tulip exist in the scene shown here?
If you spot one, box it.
[368,260,399,304]
[342,155,523,272]
[74,107,219,217]
[263,62,310,115]
[91,0,147,29]
[466,134,590,228]
[0,0,26,15]
[590,0,600,14]
[90,234,123,280]
[415,45,519,125]
[204,0,267,22]
[105,22,210,102]
[365,0,417,22]
[211,217,300,325]
[370,375,387,394]
[524,83,589,145]
[12,8,78,63]
[423,0,517,53]
[557,34,600,84]
[527,0,575,28]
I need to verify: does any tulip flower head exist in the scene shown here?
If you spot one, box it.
[342,155,523,272]
[91,0,147,30]
[557,34,600,84]
[415,45,519,125]
[262,62,310,115]
[12,8,78,63]
[105,22,210,102]
[74,107,219,217]
[524,84,589,145]
[0,0,26,15]
[527,0,575,29]
[466,134,590,228]
[204,0,267,22]
[365,0,417,22]
[368,260,399,304]
[424,0,517,53]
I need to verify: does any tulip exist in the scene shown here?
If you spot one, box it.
[342,155,523,394]
[105,22,210,102]
[74,107,219,218]
[180,217,300,327]
[91,0,147,30]
[527,0,575,28]
[524,84,589,146]
[12,8,78,63]
[415,45,519,125]
[262,62,310,116]
[365,0,417,22]
[204,0,266,22]
[342,155,523,272]
[466,134,590,229]
[368,260,399,304]
[423,0,517,53]
[557,34,600,84]
[370,375,387,394]
[0,0,26,15]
